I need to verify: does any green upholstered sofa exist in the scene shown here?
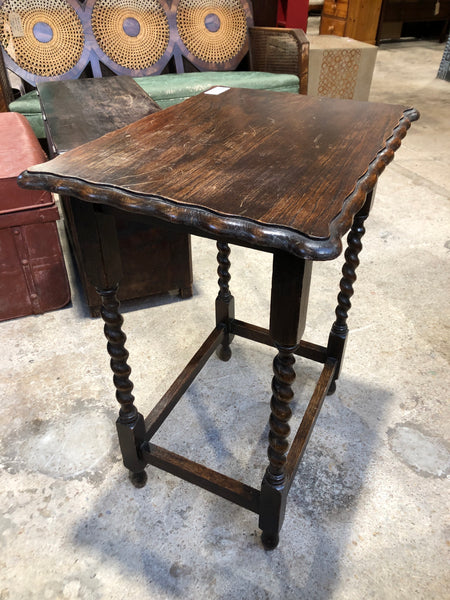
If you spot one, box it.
[8,69,302,140]
[0,1,309,140]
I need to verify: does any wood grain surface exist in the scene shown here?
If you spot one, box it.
[38,76,161,153]
[19,87,418,260]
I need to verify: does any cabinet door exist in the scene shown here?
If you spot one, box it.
[321,0,383,44]
[320,15,347,35]
[347,0,383,44]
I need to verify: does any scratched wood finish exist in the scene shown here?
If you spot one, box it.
[38,76,161,154]
[19,88,419,261]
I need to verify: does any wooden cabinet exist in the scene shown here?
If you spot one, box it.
[320,0,383,44]
[251,0,278,26]
[377,0,450,43]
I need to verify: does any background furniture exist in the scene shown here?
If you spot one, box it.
[377,0,450,43]
[0,111,69,320]
[308,1,324,15]
[0,0,309,138]
[19,87,418,548]
[307,34,377,100]
[320,0,449,44]
[252,0,278,25]
[38,76,193,316]
[320,0,383,44]
[277,0,309,29]
[252,0,322,27]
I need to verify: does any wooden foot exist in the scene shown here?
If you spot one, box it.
[261,531,279,550]
[129,470,148,488]
[179,285,193,299]
[216,344,232,362]
[327,379,337,396]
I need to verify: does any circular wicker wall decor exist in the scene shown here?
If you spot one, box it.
[175,0,251,67]
[90,0,170,71]
[0,0,85,79]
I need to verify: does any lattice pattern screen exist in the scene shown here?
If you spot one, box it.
[0,0,253,84]
[0,0,85,78]
[318,49,361,99]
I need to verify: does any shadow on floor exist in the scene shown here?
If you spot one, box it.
[69,342,393,599]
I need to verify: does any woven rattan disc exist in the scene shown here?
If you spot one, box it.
[176,0,248,64]
[0,0,84,77]
[91,0,170,69]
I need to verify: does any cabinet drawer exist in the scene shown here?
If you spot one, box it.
[319,16,347,36]
[322,0,349,19]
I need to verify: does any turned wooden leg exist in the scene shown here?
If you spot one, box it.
[327,192,374,394]
[97,285,147,487]
[82,207,147,486]
[260,345,297,549]
[259,252,312,549]
[215,241,235,361]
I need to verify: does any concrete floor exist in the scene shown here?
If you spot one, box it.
[1,26,449,600]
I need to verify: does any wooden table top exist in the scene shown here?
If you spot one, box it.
[20,87,418,260]
[37,76,160,154]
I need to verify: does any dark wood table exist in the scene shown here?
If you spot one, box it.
[38,76,192,316]
[19,88,418,549]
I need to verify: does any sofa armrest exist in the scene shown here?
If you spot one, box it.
[248,27,309,95]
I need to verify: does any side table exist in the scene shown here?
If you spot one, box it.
[19,88,418,549]
[37,76,193,316]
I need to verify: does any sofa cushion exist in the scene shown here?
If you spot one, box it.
[9,71,299,138]
[9,90,46,139]
[134,71,300,108]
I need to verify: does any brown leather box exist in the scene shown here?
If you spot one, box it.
[0,112,70,321]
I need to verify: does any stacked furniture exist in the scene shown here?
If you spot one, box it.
[0,0,309,316]
[0,111,70,320]
[319,0,450,45]
[0,1,380,319]
[320,0,383,45]
[0,0,309,138]
[377,0,450,43]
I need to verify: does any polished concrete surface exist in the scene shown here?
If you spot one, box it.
[1,28,449,600]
